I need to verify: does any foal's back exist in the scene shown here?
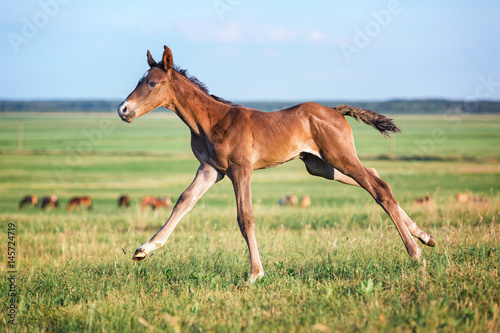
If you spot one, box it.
[232,102,351,170]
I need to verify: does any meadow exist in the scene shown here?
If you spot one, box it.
[0,112,499,332]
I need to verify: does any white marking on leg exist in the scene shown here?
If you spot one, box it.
[399,205,430,243]
[137,241,161,254]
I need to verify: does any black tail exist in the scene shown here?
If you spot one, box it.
[335,105,401,137]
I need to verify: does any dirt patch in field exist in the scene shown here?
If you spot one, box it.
[455,165,500,174]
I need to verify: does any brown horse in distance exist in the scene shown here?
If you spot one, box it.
[141,196,172,211]
[279,194,298,207]
[41,195,59,210]
[300,195,311,209]
[19,195,38,209]
[118,46,436,282]
[66,196,92,212]
[118,195,131,208]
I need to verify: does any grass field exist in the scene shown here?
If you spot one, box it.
[0,112,499,332]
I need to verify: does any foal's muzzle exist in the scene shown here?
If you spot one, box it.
[117,102,136,123]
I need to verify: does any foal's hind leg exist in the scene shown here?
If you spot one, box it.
[333,168,435,247]
[335,161,421,258]
[300,152,435,248]
[306,132,422,259]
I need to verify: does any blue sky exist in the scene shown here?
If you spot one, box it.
[1,0,499,101]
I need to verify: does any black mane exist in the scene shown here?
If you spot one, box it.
[173,65,240,107]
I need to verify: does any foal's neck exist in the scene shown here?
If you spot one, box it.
[169,72,231,136]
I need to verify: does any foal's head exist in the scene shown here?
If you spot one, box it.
[118,46,175,123]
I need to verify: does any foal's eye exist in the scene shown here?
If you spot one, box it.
[149,81,157,88]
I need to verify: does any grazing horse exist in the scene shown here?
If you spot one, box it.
[19,195,38,209]
[118,46,436,282]
[300,195,311,209]
[456,193,469,203]
[118,195,131,208]
[153,197,172,210]
[140,196,156,211]
[279,194,298,207]
[141,196,172,211]
[414,195,432,205]
[66,196,92,212]
[41,195,59,210]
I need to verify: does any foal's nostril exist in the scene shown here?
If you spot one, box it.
[122,106,128,114]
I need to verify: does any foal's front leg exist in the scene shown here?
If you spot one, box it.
[132,163,224,261]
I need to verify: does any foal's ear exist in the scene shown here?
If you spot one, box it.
[147,50,157,68]
[162,45,174,71]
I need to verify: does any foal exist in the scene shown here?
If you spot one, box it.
[118,46,435,282]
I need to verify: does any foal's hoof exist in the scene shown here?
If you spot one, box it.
[248,272,265,284]
[426,234,436,247]
[132,249,147,261]
[408,247,422,261]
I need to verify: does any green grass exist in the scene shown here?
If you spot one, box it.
[0,113,499,332]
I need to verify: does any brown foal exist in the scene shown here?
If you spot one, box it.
[118,46,435,282]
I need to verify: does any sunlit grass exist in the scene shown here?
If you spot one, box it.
[0,114,499,331]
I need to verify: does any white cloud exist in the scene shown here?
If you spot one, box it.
[177,20,241,42]
[177,20,339,47]
[267,27,297,43]
[308,30,328,42]
[243,24,297,44]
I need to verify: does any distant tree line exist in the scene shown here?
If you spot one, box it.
[241,99,500,114]
[0,100,119,113]
[1,99,499,114]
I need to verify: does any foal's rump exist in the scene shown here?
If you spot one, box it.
[249,102,400,175]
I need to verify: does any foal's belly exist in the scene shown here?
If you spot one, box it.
[251,141,316,170]
[250,128,316,170]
